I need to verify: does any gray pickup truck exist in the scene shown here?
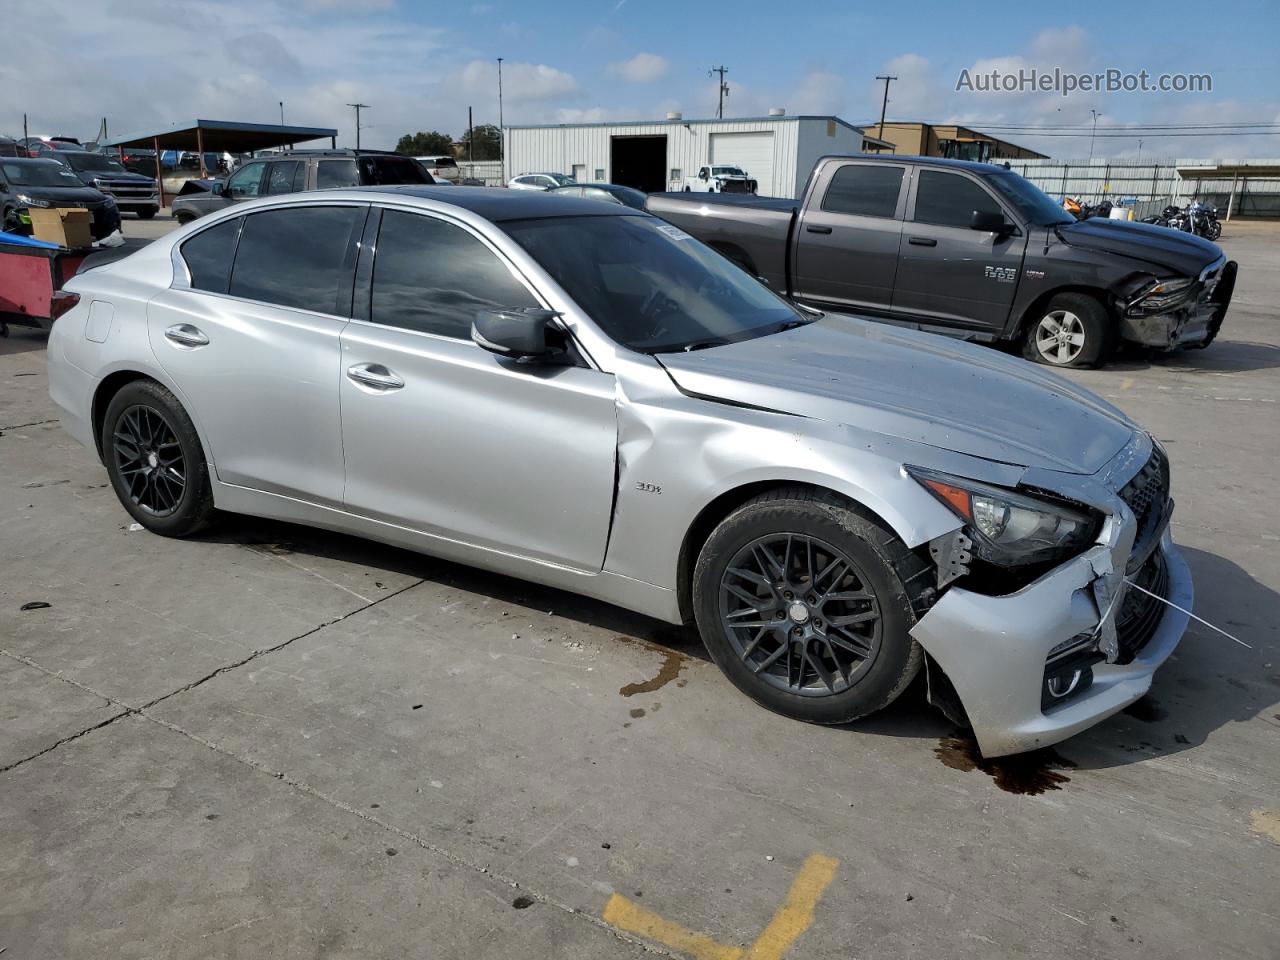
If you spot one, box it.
[647,156,1237,367]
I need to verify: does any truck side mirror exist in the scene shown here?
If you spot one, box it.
[970,210,1012,235]
[211,182,224,195]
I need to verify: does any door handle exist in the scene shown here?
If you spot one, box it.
[805,225,833,234]
[346,363,405,391]
[908,237,938,247]
[163,323,209,347]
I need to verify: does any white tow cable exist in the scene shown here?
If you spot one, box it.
[1123,578,1253,649]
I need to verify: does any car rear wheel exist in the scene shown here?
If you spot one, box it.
[692,488,927,724]
[1023,293,1111,367]
[102,380,215,537]
[136,207,158,220]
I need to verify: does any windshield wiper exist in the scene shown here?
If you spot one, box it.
[682,340,724,352]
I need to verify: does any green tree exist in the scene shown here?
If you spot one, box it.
[459,123,502,162]
[394,131,455,156]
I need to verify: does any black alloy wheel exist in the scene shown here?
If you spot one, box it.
[112,404,187,516]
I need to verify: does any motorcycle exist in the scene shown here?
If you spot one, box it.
[1062,196,1114,221]
[1141,201,1221,240]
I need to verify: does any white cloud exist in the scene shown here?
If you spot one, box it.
[455,60,580,105]
[609,53,669,84]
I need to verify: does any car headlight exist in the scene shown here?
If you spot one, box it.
[15,194,52,208]
[908,467,1101,566]
[1132,276,1194,312]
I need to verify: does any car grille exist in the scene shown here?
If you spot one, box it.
[1114,548,1168,664]
[1118,444,1170,574]
[97,179,155,198]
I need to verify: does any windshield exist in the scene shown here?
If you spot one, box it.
[713,166,746,177]
[504,214,808,353]
[2,161,85,187]
[65,153,128,174]
[985,170,1074,225]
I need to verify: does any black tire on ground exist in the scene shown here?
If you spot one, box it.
[101,379,216,537]
[1022,292,1113,368]
[136,207,158,220]
[692,487,931,725]
[173,211,196,225]
[683,186,691,192]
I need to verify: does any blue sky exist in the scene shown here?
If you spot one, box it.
[6,0,1278,158]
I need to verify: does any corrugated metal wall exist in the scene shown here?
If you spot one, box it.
[505,118,823,198]
[794,117,865,198]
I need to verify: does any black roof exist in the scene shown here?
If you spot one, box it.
[343,185,639,221]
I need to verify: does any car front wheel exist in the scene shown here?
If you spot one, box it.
[1023,293,1111,367]
[102,380,215,537]
[136,207,158,220]
[692,488,927,724]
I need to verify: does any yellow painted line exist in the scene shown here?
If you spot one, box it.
[603,894,743,960]
[745,854,840,960]
[602,853,839,960]
[1120,377,1134,390]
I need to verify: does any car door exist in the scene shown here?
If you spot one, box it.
[147,202,366,505]
[891,168,1028,333]
[792,161,907,312]
[338,206,618,570]
[224,160,267,204]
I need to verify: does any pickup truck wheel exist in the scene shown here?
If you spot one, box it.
[1023,294,1111,368]
[692,488,926,725]
[136,207,158,220]
[102,380,216,537]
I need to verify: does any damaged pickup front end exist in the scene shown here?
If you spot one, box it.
[909,432,1191,757]
[1114,256,1238,351]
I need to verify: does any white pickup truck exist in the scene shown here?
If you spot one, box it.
[683,164,757,194]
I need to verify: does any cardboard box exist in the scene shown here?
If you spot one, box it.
[27,207,93,249]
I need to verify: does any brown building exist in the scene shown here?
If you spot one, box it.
[866,122,1047,161]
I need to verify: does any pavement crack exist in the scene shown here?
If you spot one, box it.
[0,418,58,431]
[0,709,136,774]
[138,578,426,711]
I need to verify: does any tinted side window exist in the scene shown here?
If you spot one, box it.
[229,206,364,314]
[360,156,430,185]
[181,217,241,293]
[265,160,301,195]
[226,162,264,199]
[913,171,1004,228]
[821,165,903,218]
[317,159,360,188]
[370,210,538,339]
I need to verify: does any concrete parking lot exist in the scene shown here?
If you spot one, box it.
[2,215,1278,959]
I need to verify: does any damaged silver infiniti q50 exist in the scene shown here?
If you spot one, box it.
[47,187,1191,757]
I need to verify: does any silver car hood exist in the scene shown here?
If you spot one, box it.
[656,315,1136,474]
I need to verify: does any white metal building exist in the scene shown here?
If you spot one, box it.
[502,112,873,199]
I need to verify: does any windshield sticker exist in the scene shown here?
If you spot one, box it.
[656,224,693,241]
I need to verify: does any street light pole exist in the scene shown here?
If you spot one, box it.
[497,58,505,183]
[1087,108,1101,165]
[347,102,370,151]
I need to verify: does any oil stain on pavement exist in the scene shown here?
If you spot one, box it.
[616,636,689,697]
[935,735,1076,795]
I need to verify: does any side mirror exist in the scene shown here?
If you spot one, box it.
[700,170,708,180]
[970,209,1013,235]
[472,307,564,361]
[211,182,225,195]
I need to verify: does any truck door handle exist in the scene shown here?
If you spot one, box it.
[346,363,405,391]
[163,323,209,348]
[805,225,833,234]
[908,237,937,247]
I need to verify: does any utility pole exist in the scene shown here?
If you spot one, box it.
[497,58,506,182]
[875,75,897,140]
[708,65,729,119]
[1136,137,1142,165]
[1087,108,1101,165]
[23,113,29,150]
[468,106,474,164]
[279,101,285,126]
[347,103,369,150]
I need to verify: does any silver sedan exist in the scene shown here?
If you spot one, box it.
[46,187,1192,757]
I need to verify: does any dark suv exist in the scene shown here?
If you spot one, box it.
[170,150,432,223]
[0,157,120,240]
[53,151,159,219]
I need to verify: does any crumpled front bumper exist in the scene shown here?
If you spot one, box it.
[910,529,1192,757]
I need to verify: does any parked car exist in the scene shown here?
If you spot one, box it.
[20,137,86,159]
[684,164,757,194]
[0,135,23,158]
[118,148,159,176]
[48,187,1190,758]
[53,150,159,219]
[415,155,460,181]
[547,182,647,209]
[508,173,576,191]
[0,158,120,239]
[649,156,1237,367]
[169,149,433,223]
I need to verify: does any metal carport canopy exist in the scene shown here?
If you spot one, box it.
[101,120,338,205]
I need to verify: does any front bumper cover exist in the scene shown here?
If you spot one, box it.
[910,529,1191,757]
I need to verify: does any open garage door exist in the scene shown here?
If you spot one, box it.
[610,136,667,194]
[710,131,774,194]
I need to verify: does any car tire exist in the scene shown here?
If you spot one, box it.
[102,379,216,537]
[1022,293,1112,368]
[136,207,158,220]
[173,211,196,225]
[692,487,928,725]
[1206,220,1221,241]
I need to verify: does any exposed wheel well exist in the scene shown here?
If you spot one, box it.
[1014,286,1114,342]
[91,371,152,460]
[675,480,898,623]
